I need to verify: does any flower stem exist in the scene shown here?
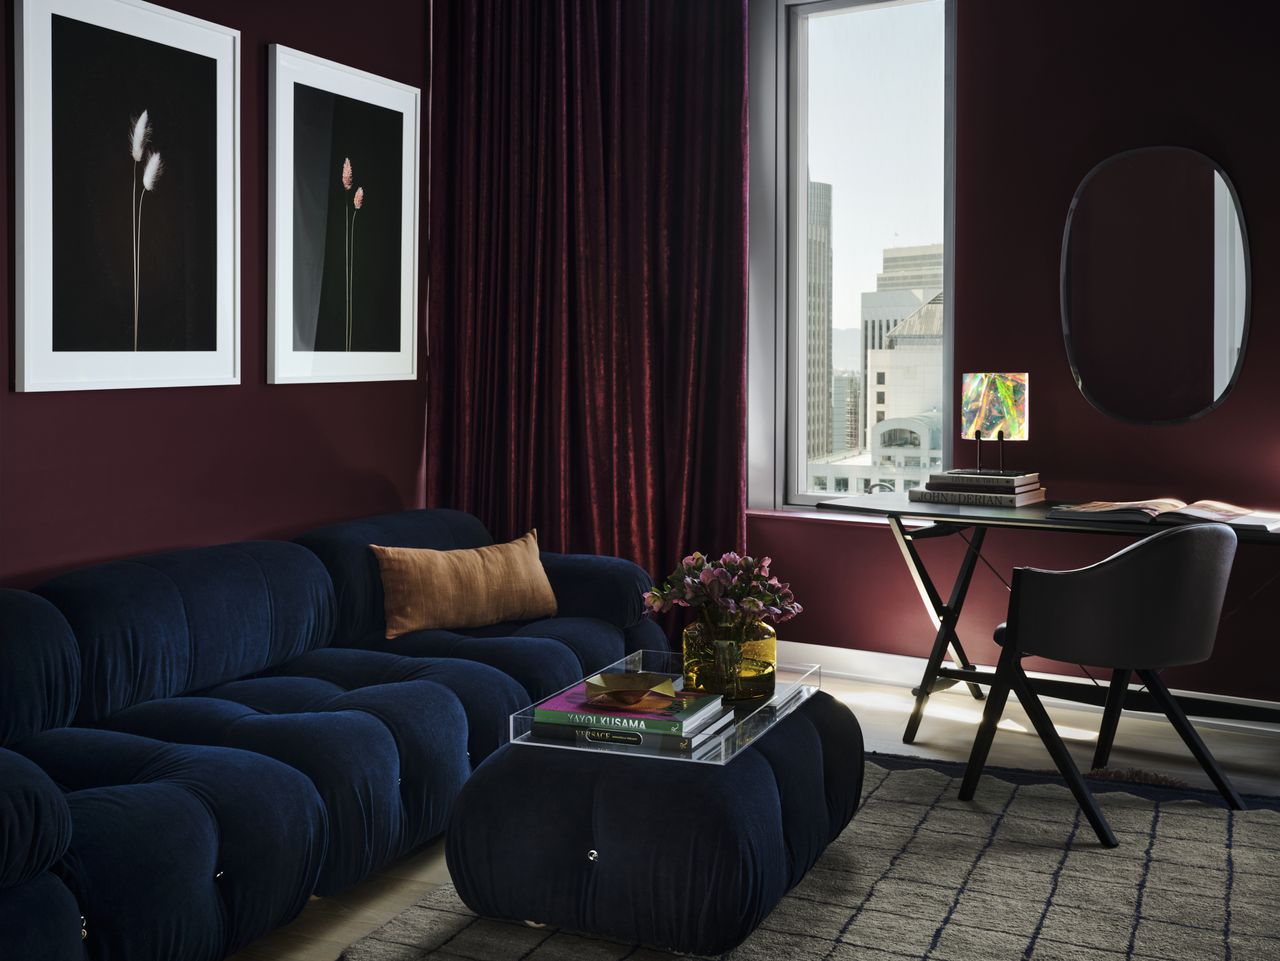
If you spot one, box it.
[344,207,350,351]
[349,210,358,351]
[132,163,138,351]
[136,189,147,352]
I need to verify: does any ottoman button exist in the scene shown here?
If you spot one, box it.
[587,849,599,862]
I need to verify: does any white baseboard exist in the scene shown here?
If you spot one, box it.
[779,640,1280,737]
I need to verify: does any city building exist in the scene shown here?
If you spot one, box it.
[858,243,942,448]
[806,181,833,460]
[808,289,944,494]
[831,369,861,455]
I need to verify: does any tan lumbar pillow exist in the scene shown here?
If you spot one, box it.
[371,531,558,638]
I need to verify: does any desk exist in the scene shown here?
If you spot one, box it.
[816,492,1280,741]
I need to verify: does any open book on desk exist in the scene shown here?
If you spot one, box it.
[1047,498,1280,532]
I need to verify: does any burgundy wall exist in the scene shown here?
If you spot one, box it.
[0,0,429,585]
[750,0,1280,700]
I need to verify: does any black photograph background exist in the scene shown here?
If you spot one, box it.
[292,84,404,352]
[51,15,218,352]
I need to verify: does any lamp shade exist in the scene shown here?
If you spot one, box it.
[961,372,1029,440]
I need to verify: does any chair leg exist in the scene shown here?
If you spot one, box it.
[1137,669,1246,810]
[1010,666,1118,847]
[959,645,1017,801]
[1092,668,1131,770]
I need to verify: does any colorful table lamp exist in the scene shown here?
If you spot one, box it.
[960,372,1028,472]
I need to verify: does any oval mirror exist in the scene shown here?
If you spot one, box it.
[1061,147,1250,424]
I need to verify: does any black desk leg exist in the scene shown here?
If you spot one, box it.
[889,518,987,744]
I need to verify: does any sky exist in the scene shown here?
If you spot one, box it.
[805,0,945,331]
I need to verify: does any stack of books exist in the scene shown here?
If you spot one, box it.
[908,469,1046,508]
[531,678,736,758]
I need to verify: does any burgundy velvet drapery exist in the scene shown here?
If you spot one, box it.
[426,0,749,580]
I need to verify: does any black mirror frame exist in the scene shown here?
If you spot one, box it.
[1059,145,1252,426]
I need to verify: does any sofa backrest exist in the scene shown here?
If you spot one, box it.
[0,590,80,747]
[36,541,335,725]
[296,509,493,644]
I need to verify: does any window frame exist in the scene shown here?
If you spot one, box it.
[746,0,956,509]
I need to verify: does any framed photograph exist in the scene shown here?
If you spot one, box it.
[15,0,240,391]
[268,45,420,384]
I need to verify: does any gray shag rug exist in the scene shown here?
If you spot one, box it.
[341,762,1280,960]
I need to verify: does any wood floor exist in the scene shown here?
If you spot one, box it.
[227,674,1280,961]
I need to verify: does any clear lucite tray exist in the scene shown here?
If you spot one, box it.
[509,649,821,765]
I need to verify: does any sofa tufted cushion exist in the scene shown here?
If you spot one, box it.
[446,690,864,956]
[0,749,72,888]
[298,509,494,645]
[0,590,81,746]
[359,618,626,702]
[16,729,327,960]
[98,648,526,894]
[538,552,652,629]
[37,542,335,724]
[0,874,84,961]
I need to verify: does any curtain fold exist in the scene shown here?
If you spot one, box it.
[426,0,749,579]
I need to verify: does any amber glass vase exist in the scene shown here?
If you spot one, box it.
[681,613,777,702]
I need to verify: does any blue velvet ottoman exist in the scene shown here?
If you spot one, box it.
[445,689,863,955]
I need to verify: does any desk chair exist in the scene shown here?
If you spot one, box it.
[958,523,1245,847]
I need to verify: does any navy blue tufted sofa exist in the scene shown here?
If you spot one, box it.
[0,509,662,960]
[0,588,328,961]
[297,509,669,699]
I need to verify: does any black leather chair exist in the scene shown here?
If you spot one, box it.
[959,523,1245,847]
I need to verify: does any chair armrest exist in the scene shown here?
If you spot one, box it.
[1009,524,1236,668]
[539,552,653,629]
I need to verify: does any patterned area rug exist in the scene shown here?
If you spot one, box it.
[341,762,1280,960]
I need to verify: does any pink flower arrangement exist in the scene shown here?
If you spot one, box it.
[342,157,353,191]
[644,552,802,624]
[353,187,364,210]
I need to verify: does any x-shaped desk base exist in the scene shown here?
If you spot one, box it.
[887,517,991,744]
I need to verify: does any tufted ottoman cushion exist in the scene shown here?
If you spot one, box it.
[445,689,863,956]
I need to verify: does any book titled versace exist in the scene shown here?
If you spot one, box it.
[533,683,724,735]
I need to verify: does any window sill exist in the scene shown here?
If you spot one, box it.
[746,506,901,531]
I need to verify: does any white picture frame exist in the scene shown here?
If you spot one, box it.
[15,0,240,392]
[268,45,420,384]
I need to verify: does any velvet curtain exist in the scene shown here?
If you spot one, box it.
[426,0,749,580]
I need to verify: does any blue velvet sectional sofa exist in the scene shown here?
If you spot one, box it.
[0,509,662,961]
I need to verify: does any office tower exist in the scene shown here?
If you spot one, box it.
[832,370,861,454]
[859,244,942,448]
[806,181,833,460]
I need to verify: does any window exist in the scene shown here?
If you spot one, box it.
[746,0,951,508]
[835,477,849,492]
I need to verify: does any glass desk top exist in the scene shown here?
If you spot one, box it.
[509,649,821,765]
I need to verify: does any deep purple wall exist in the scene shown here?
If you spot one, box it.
[750,0,1280,700]
[0,0,429,585]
